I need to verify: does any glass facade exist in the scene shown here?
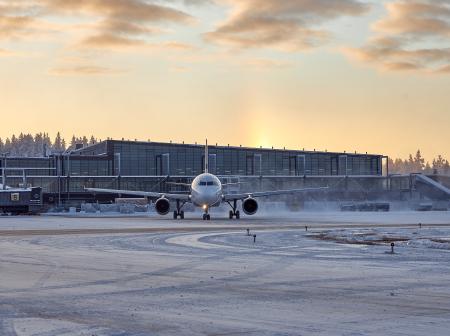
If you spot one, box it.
[0,157,56,176]
[63,156,112,176]
[82,141,383,177]
[1,140,383,180]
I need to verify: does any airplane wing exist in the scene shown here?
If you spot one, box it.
[223,187,328,201]
[84,187,191,201]
[222,182,248,186]
[165,182,191,187]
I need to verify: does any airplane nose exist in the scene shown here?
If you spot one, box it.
[196,191,219,206]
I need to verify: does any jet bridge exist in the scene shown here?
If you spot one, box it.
[414,174,450,200]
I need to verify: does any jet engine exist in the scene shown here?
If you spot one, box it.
[155,197,170,215]
[242,197,258,215]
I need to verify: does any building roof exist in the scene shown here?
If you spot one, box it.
[72,139,383,157]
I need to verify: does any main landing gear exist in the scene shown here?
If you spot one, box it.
[227,200,240,220]
[173,200,186,220]
[173,210,184,219]
[229,210,240,219]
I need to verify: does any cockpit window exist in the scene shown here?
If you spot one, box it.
[199,181,217,186]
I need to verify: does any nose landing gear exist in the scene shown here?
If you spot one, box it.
[203,204,211,220]
[202,205,211,220]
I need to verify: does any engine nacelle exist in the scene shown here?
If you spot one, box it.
[155,198,170,215]
[242,197,258,215]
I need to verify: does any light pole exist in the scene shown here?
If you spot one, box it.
[1,152,10,190]
[57,148,74,207]
[115,153,121,177]
[64,150,73,205]
[115,153,121,189]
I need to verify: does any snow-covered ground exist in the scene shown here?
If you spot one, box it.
[1,210,449,230]
[0,213,450,335]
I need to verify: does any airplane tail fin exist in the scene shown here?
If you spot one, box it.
[204,139,209,173]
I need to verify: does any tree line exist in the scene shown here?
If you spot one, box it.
[0,132,101,157]
[388,150,449,175]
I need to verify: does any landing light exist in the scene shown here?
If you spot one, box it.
[202,204,207,210]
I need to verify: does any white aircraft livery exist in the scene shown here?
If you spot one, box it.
[85,141,328,220]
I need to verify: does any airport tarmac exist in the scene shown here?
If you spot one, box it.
[1,212,450,335]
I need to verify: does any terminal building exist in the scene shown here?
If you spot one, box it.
[72,140,384,177]
[1,139,449,210]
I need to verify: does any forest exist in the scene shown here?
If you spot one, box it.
[0,132,100,157]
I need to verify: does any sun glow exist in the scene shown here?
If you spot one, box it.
[254,134,273,150]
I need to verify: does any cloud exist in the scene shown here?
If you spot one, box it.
[437,64,450,73]
[0,4,38,40]
[0,0,194,49]
[0,48,14,56]
[345,1,450,74]
[181,0,213,5]
[245,58,292,69]
[79,33,146,49]
[44,0,194,50]
[75,35,196,52]
[49,64,127,76]
[0,1,64,41]
[169,65,190,72]
[162,41,196,51]
[373,1,450,37]
[204,0,369,51]
[44,0,191,23]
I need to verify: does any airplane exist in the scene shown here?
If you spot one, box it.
[85,140,328,220]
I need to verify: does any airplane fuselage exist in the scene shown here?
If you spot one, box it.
[190,173,223,210]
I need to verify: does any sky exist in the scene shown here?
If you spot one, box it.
[0,0,449,160]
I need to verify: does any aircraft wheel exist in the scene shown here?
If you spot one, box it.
[229,210,233,219]
[202,214,207,220]
[236,211,240,219]
[180,211,185,219]
[173,211,178,219]
[206,214,211,220]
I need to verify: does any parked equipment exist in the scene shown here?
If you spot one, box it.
[0,187,42,215]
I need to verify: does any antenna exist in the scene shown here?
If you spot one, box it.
[205,139,209,173]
